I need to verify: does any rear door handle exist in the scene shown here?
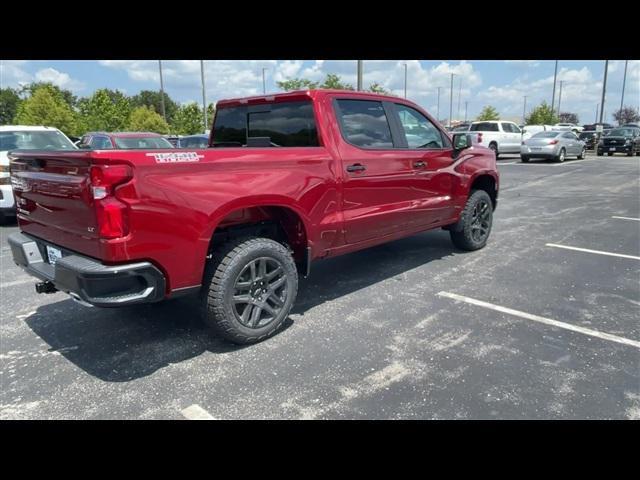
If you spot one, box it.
[413,161,426,168]
[346,163,366,172]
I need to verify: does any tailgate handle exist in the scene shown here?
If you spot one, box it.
[346,163,366,173]
[413,161,426,168]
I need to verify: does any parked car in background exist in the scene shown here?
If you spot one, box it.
[521,124,555,140]
[596,126,640,156]
[578,131,598,150]
[521,131,586,163]
[164,135,182,147]
[78,132,175,149]
[583,122,615,131]
[469,120,523,158]
[0,126,78,223]
[450,123,472,132]
[178,134,209,148]
[553,123,584,133]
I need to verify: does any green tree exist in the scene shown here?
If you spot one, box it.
[172,102,204,135]
[476,105,500,121]
[207,103,216,127]
[368,82,389,94]
[0,87,21,124]
[131,90,179,124]
[320,73,354,90]
[276,78,319,91]
[128,106,170,133]
[78,89,131,132]
[612,106,640,125]
[19,82,77,108]
[14,85,82,136]
[525,101,558,125]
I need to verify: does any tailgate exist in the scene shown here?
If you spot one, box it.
[9,150,102,258]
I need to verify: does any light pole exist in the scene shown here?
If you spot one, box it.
[357,60,363,91]
[557,80,565,117]
[522,95,528,125]
[403,63,407,99]
[551,60,558,113]
[437,87,442,122]
[262,67,267,94]
[599,60,609,124]
[464,101,468,122]
[158,60,166,123]
[595,103,599,123]
[620,60,628,112]
[449,73,455,128]
[457,77,462,119]
[200,60,207,132]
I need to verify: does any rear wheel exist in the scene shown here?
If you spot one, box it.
[607,152,613,156]
[556,148,566,163]
[521,156,530,163]
[489,142,499,159]
[627,147,634,157]
[449,189,493,251]
[201,237,298,344]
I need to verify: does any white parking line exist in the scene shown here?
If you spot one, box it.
[546,243,640,261]
[437,291,640,349]
[181,404,216,420]
[612,216,640,222]
[1,278,34,289]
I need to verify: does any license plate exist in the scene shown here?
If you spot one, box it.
[609,147,616,151]
[46,246,62,265]
[531,147,541,150]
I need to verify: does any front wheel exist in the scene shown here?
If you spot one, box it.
[201,237,298,344]
[521,156,530,163]
[449,189,494,251]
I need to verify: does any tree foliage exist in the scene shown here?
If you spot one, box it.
[173,102,205,135]
[130,90,179,123]
[78,89,131,132]
[368,82,389,94]
[277,73,386,93]
[524,101,559,125]
[127,106,170,133]
[558,112,579,124]
[19,82,77,108]
[612,106,640,125]
[476,105,500,121]
[0,87,21,124]
[14,84,82,136]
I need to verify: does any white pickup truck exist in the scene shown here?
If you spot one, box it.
[467,121,523,158]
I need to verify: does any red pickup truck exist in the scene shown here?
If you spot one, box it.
[8,89,498,344]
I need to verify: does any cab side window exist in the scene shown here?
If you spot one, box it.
[395,104,446,149]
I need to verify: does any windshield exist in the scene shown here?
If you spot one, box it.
[579,133,594,139]
[532,132,560,138]
[0,130,77,151]
[608,128,634,137]
[114,136,174,149]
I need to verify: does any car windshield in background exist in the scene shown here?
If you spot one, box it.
[114,137,174,149]
[533,132,560,138]
[608,128,634,137]
[0,130,76,151]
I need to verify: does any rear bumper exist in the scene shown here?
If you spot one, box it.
[598,145,633,154]
[8,232,166,307]
[0,184,15,211]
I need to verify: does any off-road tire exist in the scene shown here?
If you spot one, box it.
[449,189,494,251]
[201,237,298,345]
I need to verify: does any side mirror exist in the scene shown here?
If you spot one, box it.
[452,133,472,150]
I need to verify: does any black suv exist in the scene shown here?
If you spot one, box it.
[597,126,640,156]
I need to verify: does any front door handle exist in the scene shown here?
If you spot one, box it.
[413,161,426,168]
[346,163,366,172]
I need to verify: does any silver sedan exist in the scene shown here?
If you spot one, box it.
[520,131,586,163]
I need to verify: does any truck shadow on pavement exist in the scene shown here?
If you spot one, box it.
[26,229,457,382]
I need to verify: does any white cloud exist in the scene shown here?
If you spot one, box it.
[0,60,33,87]
[34,68,85,92]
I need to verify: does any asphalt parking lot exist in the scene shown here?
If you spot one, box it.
[1,152,639,420]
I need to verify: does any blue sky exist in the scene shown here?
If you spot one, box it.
[2,60,638,124]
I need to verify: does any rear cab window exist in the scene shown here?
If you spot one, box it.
[470,122,499,132]
[211,100,320,147]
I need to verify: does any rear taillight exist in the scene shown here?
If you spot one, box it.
[549,139,559,145]
[90,164,133,239]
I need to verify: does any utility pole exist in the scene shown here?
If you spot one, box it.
[262,68,267,94]
[437,87,442,122]
[595,103,599,123]
[599,60,609,124]
[464,101,468,122]
[620,59,628,112]
[403,63,407,99]
[200,60,207,132]
[557,81,565,117]
[158,60,166,123]
[457,77,462,119]
[551,60,558,113]
[449,73,455,128]
[522,95,528,125]
[357,60,363,91]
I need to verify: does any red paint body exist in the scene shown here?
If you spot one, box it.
[10,90,498,296]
